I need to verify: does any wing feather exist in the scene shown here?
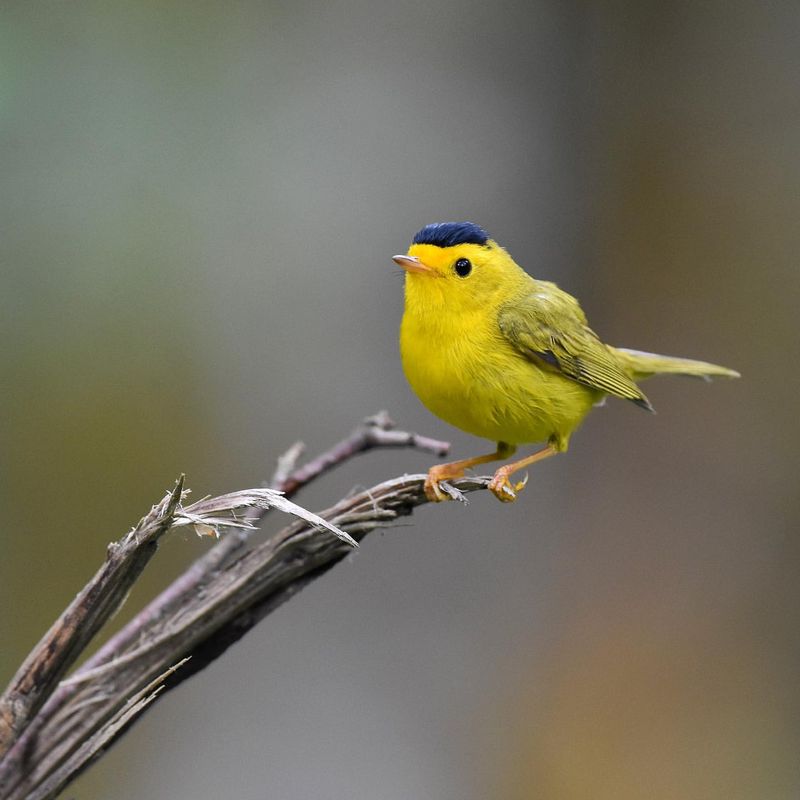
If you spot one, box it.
[498,289,653,410]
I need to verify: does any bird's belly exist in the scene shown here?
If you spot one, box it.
[401,320,597,447]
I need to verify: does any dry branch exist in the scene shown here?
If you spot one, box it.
[0,413,489,800]
[0,478,186,757]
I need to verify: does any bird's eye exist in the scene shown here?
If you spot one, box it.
[454,258,472,278]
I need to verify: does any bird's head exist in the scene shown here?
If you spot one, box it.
[393,222,527,315]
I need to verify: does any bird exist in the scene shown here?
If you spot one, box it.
[392,221,739,503]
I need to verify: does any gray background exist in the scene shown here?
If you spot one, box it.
[2,2,797,798]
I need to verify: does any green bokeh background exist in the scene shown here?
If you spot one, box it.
[1,2,797,798]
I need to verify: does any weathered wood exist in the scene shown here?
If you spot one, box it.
[0,414,482,800]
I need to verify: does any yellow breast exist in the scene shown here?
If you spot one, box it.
[400,303,597,449]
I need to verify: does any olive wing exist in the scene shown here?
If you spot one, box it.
[497,290,653,410]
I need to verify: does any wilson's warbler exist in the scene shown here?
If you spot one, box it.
[392,221,739,503]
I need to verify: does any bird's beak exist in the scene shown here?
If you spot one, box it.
[392,254,434,275]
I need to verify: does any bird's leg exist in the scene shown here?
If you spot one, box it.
[488,444,558,503]
[425,442,516,502]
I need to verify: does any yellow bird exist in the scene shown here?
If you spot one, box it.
[392,222,739,503]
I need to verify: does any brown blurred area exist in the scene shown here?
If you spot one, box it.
[1,2,797,798]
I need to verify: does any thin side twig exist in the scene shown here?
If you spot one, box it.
[276,410,450,495]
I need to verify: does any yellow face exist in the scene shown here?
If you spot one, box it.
[394,240,526,316]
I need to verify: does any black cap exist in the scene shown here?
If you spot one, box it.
[412,221,489,248]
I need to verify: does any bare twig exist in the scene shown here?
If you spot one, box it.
[275,410,450,495]
[269,440,306,491]
[0,414,469,800]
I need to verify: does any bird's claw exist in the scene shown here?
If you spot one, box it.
[488,471,528,503]
[424,476,449,502]
[424,470,468,503]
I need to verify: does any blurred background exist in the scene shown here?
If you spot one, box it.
[1,2,797,798]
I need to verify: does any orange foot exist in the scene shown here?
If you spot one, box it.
[487,470,529,503]
[423,445,520,503]
[424,464,463,502]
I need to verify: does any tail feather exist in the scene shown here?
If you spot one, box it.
[613,347,740,383]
